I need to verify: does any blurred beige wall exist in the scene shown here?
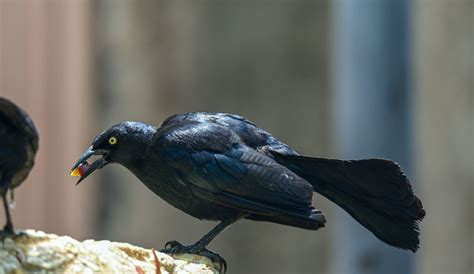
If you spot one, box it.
[0,1,472,274]
[415,1,474,273]
[0,0,96,240]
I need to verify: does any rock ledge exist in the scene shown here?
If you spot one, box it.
[0,230,218,274]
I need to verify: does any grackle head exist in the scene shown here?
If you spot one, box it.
[71,121,156,185]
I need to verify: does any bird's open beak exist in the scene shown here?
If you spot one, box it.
[70,146,109,185]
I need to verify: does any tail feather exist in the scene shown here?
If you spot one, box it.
[246,208,326,230]
[273,152,425,252]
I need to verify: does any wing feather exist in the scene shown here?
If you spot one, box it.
[157,122,314,215]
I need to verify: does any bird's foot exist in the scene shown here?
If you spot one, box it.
[0,226,26,243]
[160,240,227,273]
[0,227,14,243]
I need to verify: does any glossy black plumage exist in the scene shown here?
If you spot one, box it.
[0,98,38,237]
[73,112,425,268]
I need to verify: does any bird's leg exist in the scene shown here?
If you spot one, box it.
[166,220,233,251]
[1,187,14,241]
[160,219,237,273]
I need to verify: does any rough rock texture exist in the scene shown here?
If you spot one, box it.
[0,230,218,274]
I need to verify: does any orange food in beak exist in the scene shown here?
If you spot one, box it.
[70,161,90,177]
[70,168,81,177]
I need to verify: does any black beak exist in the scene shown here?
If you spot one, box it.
[71,146,109,185]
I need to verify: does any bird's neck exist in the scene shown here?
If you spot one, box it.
[119,123,157,168]
[134,123,157,157]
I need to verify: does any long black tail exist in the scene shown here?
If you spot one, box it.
[273,152,425,252]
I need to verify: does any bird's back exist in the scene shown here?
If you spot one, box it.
[160,112,299,156]
[0,98,38,188]
[0,98,38,152]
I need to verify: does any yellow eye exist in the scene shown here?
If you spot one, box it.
[108,136,118,145]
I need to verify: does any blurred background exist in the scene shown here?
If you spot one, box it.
[0,1,472,273]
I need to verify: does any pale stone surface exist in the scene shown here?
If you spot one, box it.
[0,230,218,274]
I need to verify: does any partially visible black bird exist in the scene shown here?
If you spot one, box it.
[72,112,425,270]
[0,98,38,238]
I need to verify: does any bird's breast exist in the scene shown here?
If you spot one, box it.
[124,159,241,221]
[126,159,195,208]
[11,144,35,188]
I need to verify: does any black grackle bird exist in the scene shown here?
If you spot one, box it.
[71,112,425,270]
[0,98,38,239]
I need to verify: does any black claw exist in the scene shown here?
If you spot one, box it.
[13,230,27,239]
[0,228,27,244]
[199,249,227,273]
[164,240,181,250]
[2,225,13,235]
[159,240,227,273]
[0,229,13,243]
